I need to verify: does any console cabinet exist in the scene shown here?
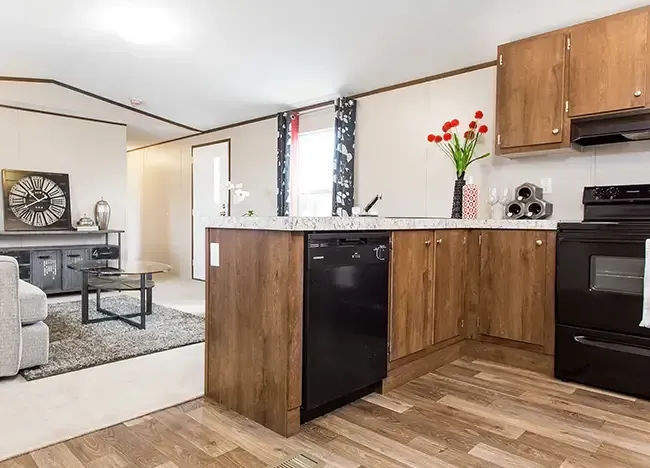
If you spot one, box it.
[0,244,119,294]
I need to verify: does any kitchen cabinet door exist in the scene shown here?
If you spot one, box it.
[496,33,568,152]
[569,11,648,117]
[433,230,467,344]
[389,230,434,361]
[478,231,547,346]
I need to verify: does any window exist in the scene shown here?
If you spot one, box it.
[295,128,334,216]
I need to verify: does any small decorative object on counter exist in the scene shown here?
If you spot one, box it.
[506,183,554,219]
[462,177,479,219]
[243,210,255,217]
[76,214,99,231]
[427,110,491,218]
[94,198,111,230]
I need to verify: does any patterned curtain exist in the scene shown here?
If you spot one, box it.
[276,112,299,216]
[332,97,357,216]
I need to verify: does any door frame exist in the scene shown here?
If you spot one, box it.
[191,138,231,281]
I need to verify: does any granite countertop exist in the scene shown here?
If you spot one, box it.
[203,216,562,231]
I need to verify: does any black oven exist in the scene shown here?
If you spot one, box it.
[556,224,649,338]
[555,184,650,399]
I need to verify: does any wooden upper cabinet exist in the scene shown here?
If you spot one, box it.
[496,32,568,152]
[433,230,467,344]
[569,11,648,117]
[389,230,434,361]
[478,231,547,346]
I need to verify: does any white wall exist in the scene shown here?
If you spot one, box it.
[127,119,277,278]
[131,65,650,279]
[356,67,495,218]
[0,107,127,247]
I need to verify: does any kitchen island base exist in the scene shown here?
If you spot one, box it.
[205,221,557,437]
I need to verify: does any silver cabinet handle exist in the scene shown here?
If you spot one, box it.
[437,239,443,245]
[635,90,643,97]
[425,240,432,246]
[536,240,543,246]
[552,128,560,135]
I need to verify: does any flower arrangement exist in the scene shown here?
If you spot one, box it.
[427,110,491,218]
[427,110,490,179]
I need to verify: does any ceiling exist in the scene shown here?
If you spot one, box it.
[1,0,649,146]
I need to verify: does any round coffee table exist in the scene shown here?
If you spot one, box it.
[67,260,172,329]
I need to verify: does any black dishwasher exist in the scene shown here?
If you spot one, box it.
[302,232,389,422]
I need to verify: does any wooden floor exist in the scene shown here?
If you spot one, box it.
[4,356,650,468]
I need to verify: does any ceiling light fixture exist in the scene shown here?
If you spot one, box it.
[101,5,179,45]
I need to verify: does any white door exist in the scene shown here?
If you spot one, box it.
[192,140,230,280]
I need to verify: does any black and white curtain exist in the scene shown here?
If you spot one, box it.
[276,112,297,216]
[332,97,357,216]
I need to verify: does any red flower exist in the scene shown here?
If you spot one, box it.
[443,133,452,141]
[435,135,443,143]
[469,121,477,129]
[427,134,436,142]
[451,119,460,127]
[464,131,476,139]
[475,110,484,119]
[442,121,451,132]
[479,125,488,134]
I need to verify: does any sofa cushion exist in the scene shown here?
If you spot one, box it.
[18,280,47,325]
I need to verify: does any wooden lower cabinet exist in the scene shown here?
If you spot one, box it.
[389,230,468,362]
[433,230,467,344]
[477,230,551,348]
[389,228,555,367]
[389,230,434,361]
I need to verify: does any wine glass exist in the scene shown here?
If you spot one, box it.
[498,188,511,219]
[487,188,499,219]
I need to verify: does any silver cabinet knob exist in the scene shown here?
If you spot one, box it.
[552,128,560,135]
[436,239,443,245]
[425,240,432,246]
[536,240,543,246]
[635,90,643,97]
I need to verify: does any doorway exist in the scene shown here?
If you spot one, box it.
[191,139,230,280]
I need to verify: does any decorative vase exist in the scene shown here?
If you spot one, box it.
[462,178,479,219]
[94,198,111,230]
[452,177,466,219]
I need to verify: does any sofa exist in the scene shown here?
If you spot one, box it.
[0,256,49,377]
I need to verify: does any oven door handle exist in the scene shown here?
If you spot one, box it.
[560,238,646,245]
[574,336,650,357]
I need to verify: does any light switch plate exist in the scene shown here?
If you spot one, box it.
[210,243,220,267]
[540,178,553,194]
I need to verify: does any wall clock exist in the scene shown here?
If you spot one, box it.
[2,169,72,231]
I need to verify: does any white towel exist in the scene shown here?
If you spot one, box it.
[641,239,650,328]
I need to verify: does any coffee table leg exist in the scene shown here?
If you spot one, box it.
[146,273,152,315]
[82,272,89,324]
[139,274,146,330]
[96,286,101,310]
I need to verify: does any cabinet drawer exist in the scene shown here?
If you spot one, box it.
[555,324,650,400]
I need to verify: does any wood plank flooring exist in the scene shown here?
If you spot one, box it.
[4,357,650,468]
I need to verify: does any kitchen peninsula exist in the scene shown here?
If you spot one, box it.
[204,217,557,437]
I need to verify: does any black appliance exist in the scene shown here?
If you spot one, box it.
[556,184,650,399]
[572,111,650,148]
[302,232,389,422]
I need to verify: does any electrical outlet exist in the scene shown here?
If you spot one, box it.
[540,178,553,194]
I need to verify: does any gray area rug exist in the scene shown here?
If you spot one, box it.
[21,295,204,381]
